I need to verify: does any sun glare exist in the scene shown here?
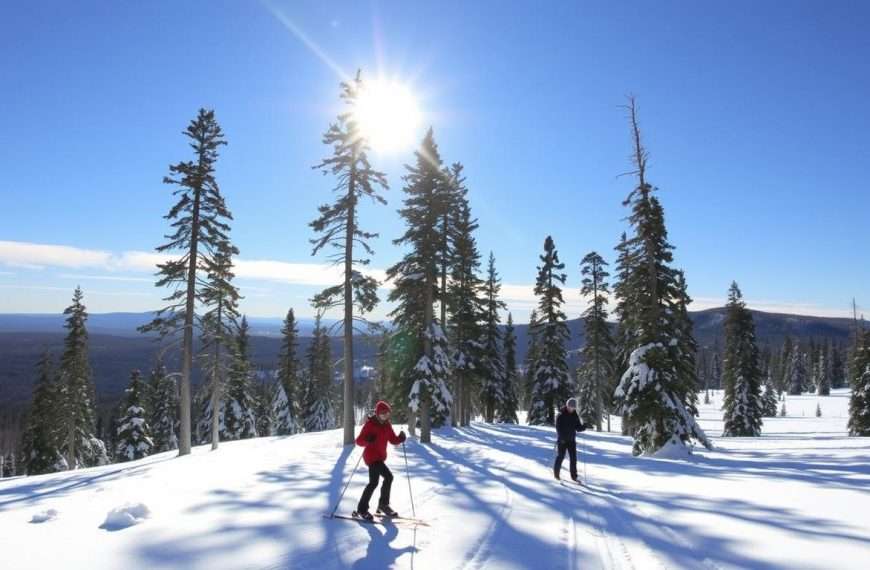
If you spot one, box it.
[353,78,422,154]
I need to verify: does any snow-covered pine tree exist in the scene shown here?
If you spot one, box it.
[446,196,485,427]
[816,349,831,396]
[847,330,870,436]
[672,271,701,411]
[198,239,241,449]
[20,351,67,475]
[498,313,520,424]
[274,308,300,435]
[831,341,845,389]
[386,128,453,443]
[577,252,616,431]
[816,402,822,417]
[787,348,806,396]
[57,287,104,469]
[223,316,258,440]
[310,71,388,445]
[148,363,178,453]
[527,236,571,426]
[612,98,710,455]
[253,375,276,437]
[303,313,336,432]
[116,370,154,462]
[139,109,231,456]
[480,253,507,423]
[524,310,543,421]
[721,282,764,437]
[761,371,779,417]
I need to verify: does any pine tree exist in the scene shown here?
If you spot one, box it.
[20,351,67,475]
[577,252,616,431]
[386,128,453,443]
[527,236,571,425]
[612,98,710,455]
[831,342,845,389]
[848,330,870,436]
[816,349,831,396]
[761,372,779,417]
[524,310,542,418]
[253,375,276,437]
[223,316,258,440]
[447,196,485,426]
[815,402,822,417]
[303,314,336,432]
[140,109,232,456]
[721,282,764,437]
[116,370,154,462]
[498,313,520,424]
[275,308,301,435]
[148,363,179,453]
[480,253,507,423]
[310,71,388,446]
[780,400,787,417]
[787,348,807,396]
[57,287,104,469]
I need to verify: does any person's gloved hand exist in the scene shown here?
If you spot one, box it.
[365,433,377,443]
[578,423,587,433]
[398,431,406,443]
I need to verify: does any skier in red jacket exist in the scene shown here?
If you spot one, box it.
[352,400,406,521]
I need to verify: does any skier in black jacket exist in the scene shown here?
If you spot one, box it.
[554,397,586,481]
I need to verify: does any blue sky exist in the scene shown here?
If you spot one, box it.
[1,1,868,320]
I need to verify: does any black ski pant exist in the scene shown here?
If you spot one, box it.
[358,461,393,513]
[554,440,577,480]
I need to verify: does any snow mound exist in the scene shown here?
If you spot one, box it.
[100,503,151,531]
[651,436,694,460]
[30,509,58,523]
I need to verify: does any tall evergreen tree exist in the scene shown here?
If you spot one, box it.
[198,240,241,449]
[612,98,710,455]
[223,316,258,440]
[848,330,870,436]
[253,375,276,437]
[116,370,154,462]
[480,253,507,423]
[140,109,231,456]
[20,352,67,475]
[527,236,571,426]
[577,252,616,431]
[386,128,453,443]
[447,198,485,427]
[787,348,807,396]
[275,308,301,435]
[523,310,542,417]
[57,287,104,468]
[148,362,178,453]
[498,313,520,424]
[310,71,388,446]
[303,314,336,432]
[816,349,831,396]
[721,282,764,437]
[761,372,780,417]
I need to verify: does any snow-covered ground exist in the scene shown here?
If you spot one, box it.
[2,389,868,569]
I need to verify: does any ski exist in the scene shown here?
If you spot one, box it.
[323,513,430,527]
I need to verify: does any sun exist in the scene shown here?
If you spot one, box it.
[353,78,422,154]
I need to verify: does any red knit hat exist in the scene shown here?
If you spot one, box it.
[374,400,392,415]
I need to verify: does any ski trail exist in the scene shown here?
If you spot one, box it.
[460,461,515,570]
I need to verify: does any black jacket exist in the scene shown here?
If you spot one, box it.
[556,408,586,444]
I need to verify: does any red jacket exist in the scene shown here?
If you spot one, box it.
[356,416,402,466]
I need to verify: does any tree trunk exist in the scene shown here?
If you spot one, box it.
[179,185,202,457]
[421,271,434,444]
[211,310,221,451]
[343,170,357,446]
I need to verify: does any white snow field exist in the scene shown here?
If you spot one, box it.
[1,389,868,569]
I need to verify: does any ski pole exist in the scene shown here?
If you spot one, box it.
[403,440,416,520]
[329,449,364,519]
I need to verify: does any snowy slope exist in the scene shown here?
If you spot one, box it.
[1,389,868,569]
